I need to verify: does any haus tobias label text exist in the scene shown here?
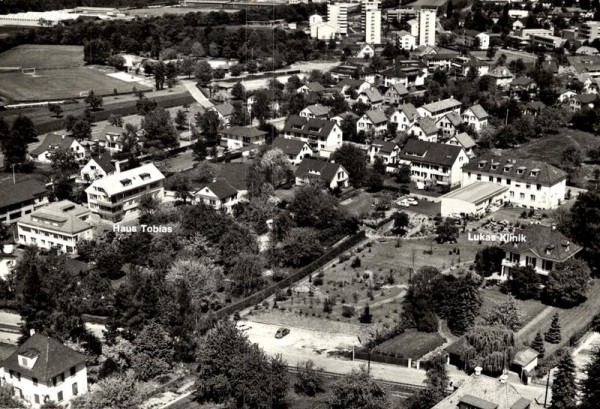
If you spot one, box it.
[467,232,527,243]
[113,225,173,233]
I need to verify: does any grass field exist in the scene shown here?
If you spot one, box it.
[0,44,84,69]
[0,67,151,102]
[480,286,547,330]
[374,329,445,359]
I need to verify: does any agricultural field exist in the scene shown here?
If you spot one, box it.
[0,44,84,70]
[0,67,150,102]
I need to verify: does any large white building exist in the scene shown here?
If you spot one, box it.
[0,334,88,408]
[363,0,382,44]
[85,163,165,222]
[327,2,349,35]
[17,200,93,254]
[417,6,437,46]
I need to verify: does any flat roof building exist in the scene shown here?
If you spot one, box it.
[440,182,508,217]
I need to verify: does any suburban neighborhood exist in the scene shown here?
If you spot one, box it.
[1,0,600,408]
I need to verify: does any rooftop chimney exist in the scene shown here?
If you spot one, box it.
[474,366,482,376]
[499,374,508,384]
[30,328,35,336]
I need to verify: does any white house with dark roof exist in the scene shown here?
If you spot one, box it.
[408,117,439,142]
[389,103,420,132]
[299,103,330,119]
[0,178,48,224]
[220,126,267,150]
[193,179,240,213]
[399,139,468,187]
[462,104,489,132]
[85,163,165,222]
[295,158,349,190]
[356,88,384,108]
[282,115,343,157]
[384,83,409,105]
[417,98,462,120]
[446,132,476,158]
[335,79,371,96]
[368,140,400,167]
[488,66,514,90]
[80,152,117,183]
[90,125,129,154]
[462,154,567,209]
[29,133,86,164]
[500,224,582,278]
[356,44,376,59]
[297,82,326,95]
[435,112,462,138]
[17,200,93,254]
[272,137,313,165]
[209,102,234,125]
[0,333,88,408]
[569,94,598,112]
[357,109,388,136]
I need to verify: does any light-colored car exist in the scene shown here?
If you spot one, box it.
[397,199,411,208]
[407,197,418,206]
[237,323,252,332]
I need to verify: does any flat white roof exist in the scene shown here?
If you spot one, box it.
[441,182,508,205]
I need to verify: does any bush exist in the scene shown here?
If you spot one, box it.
[351,257,362,268]
[342,305,355,318]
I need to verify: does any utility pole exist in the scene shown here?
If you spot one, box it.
[543,369,551,407]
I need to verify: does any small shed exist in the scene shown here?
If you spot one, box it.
[511,347,538,383]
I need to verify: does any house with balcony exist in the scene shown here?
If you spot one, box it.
[299,103,331,119]
[417,98,462,120]
[29,133,86,164]
[389,103,420,132]
[282,115,343,157]
[295,158,349,190]
[0,333,88,408]
[272,137,313,165]
[220,126,267,150]
[0,178,48,224]
[368,140,400,168]
[85,163,165,222]
[462,154,567,209]
[500,224,582,279]
[356,109,388,137]
[398,139,468,187]
[193,179,240,214]
[16,200,93,254]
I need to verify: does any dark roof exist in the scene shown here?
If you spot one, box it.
[511,398,532,409]
[365,109,388,124]
[0,178,47,209]
[462,154,567,186]
[445,337,469,355]
[30,133,76,156]
[283,115,337,139]
[303,82,326,93]
[212,103,235,117]
[222,126,267,138]
[460,395,498,409]
[372,140,399,154]
[272,137,309,156]
[466,104,489,120]
[500,225,582,262]
[89,152,115,174]
[416,117,439,135]
[204,178,238,199]
[399,139,462,167]
[574,93,598,104]
[1,334,87,381]
[218,162,250,191]
[511,76,535,87]
[295,158,346,184]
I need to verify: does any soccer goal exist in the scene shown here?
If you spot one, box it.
[21,68,36,75]
[79,91,90,98]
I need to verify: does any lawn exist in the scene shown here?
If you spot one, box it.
[0,44,84,70]
[480,286,547,330]
[0,67,151,102]
[374,328,445,359]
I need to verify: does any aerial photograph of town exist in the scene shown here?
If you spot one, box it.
[1,0,600,408]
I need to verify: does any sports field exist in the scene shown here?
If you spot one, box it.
[0,67,151,102]
[0,44,84,70]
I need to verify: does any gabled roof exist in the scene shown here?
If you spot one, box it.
[364,109,388,125]
[512,348,538,366]
[221,126,267,138]
[511,76,535,87]
[272,137,310,156]
[0,334,87,381]
[201,178,238,200]
[302,82,326,93]
[400,139,463,167]
[420,98,461,114]
[500,224,581,262]
[336,78,366,89]
[360,88,384,104]
[388,83,409,97]
[398,103,419,121]
[304,103,330,117]
[488,66,514,79]
[371,140,398,154]
[452,132,476,149]
[573,93,598,104]
[218,162,250,191]
[295,158,346,184]
[0,178,47,209]
[465,104,489,120]
[103,125,124,135]
[283,115,338,139]
[525,100,546,111]
[415,117,438,135]
[212,103,235,117]
[88,152,115,174]
[30,133,76,156]
[463,154,567,186]
[442,112,462,127]
[85,163,164,197]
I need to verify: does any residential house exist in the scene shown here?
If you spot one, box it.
[461,104,489,132]
[193,179,240,214]
[523,100,546,116]
[295,158,349,190]
[566,55,600,78]
[455,29,490,50]
[446,132,476,158]
[381,59,427,88]
[383,83,409,105]
[0,178,48,224]
[0,333,88,408]
[462,154,567,209]
[209,103,235,125]
[356,109,388,137]
[297,82,326,95]
[300,103,331,119]
[29,133,86,164]
[389,103,420,132]
[356,44,376,59]
[0,244,17,280]
[331,111,359,126]
[335,78,371,97]
[510,77,537,97]
[85,163,165,222]
[398,139,468,187]
[90,125,128,154]
[487,66,514,90]
[282,115,343,157]
[573,73,599,94]
[432,368,531,409]
[500,224,582,278]
[368,140,400,167]
[408,117,439,142]
[417,98,462,120]
[456,57,491,78]
[421,53,458,72]
[558,90,577,103]
[220,126,267,150]
[396,30,416,50]
[569,94,598,112]
[435,112,462,138]
[17,200,93,254]
[356,88,384,108]
[272,137,313,165]
[80,152,116,183]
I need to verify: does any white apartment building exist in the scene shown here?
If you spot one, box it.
[85,163,165,222]
[365,8,382,44]
[282,115,343,157]
[327,2,349,35]
[417,7,437,46]
[0,334,88,408]
[417,98,462,120]
[580,21,600,42]
[462,155,567,210]
[396,30,416,50]
[17,200,93,254]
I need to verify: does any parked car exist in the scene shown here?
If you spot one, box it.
[407,197,418,205]
[237,323,252,332]
[397,199,410,208]
[275,328,290,338]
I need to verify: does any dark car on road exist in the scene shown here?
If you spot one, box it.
[275,328,290,338]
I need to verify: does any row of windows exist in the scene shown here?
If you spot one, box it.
[471,173,543,190]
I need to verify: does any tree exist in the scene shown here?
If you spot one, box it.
[0,118,27,168]
[50,149,79,175]
[194,60,213,85]
[141,107,179,151]
[440,273,482,335]
[505,265,540,300]
[231,81,246,100]
[545,312,562,344]
[229,253,264,297]
[359,304,373,323]
[331,144,368,186]
[139,193,160,216]
[131,321,173,381]
[544,258,590,307]
[107,54,126,70]
[230,101,250,127]
[406,353,448,409]
[166,258,223,306]
[192,138,208,162]
[251,90,271,122]
[531,331,545,358]
[484,295,521,331]
[174,109,187,130]
[366,172,383,192]
[71,372,141,409]
[83,39,109,64]
[392,211,410,235]
[551,352,577,409]
[473,246,504,277]
[580,345,600,409]
[70,119,92,141]
[48,103,63,118]
[436,219,458,243]
[328,368,388,409]
[570,191,600,271]
[560,146,582,183]
[181,56,195,79]
[108,114,123,127]
[11,114,37,143]
[198,110,221,146]
[0,384,24,408]
[396,164,411,184]
[461,324,515,374]
[84,90,103,111]
[295,360,324,396]
[166,174,192,204]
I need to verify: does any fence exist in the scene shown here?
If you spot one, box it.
[212,231,367,320]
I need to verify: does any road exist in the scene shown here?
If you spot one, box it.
[182,80,214,108]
